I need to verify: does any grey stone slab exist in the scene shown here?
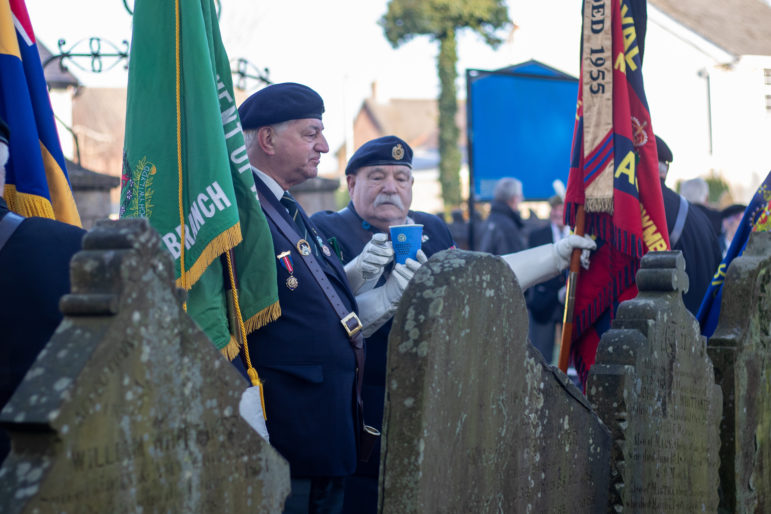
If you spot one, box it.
[588,251,722,512]
[380,249,611,513]
[708,232,771,513]
[0,219,289,513]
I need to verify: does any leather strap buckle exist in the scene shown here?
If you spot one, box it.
[341,312,362,338]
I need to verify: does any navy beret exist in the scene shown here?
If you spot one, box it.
[655,135,673,163]
[238,82,324,130]
[345,135,413,175]
[721,203,746,219]
[0,116,8,145]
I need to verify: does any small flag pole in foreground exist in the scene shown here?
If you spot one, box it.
[121,0,280,412]
[561,0,670,385]
[697,171,771,338]
[0,0,81,225]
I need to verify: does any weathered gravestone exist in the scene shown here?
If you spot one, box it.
[588,251,722,512]
[380,250,611,513]
[708,232,771,513]
[0,219,289,513]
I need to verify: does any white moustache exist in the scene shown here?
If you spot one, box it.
[373,194,404,210]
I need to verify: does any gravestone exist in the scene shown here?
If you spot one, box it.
[380,250,611,513]
[0,219,289,513]
[588,251,722,512]
[708,232,771,513]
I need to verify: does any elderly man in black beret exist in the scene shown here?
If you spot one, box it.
[237,82,392,514]
[312,135,597,514]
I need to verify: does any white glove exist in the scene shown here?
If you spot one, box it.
[239,386,269,442]
[554,234,595,271]
[356,250,427,337]
[345,233,394,295]
[501,235,595,291]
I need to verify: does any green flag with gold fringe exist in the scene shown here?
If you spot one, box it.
[121,0,279,358]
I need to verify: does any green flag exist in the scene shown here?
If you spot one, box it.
[121,0,279,358]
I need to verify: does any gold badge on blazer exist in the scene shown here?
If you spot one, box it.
[296,239,312,256]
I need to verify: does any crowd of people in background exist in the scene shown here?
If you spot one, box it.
[441,135,744,365]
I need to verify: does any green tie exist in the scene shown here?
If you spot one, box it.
[280,192,318,256]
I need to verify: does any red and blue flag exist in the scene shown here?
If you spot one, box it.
[0,0,80,225]
[564,0,669,386]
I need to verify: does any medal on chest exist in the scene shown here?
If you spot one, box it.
[277,251,298,290]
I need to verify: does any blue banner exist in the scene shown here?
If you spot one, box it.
[697,170,771,337]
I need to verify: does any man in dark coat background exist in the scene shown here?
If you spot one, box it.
[0,117,86,463]
[479,176,528,255]
[655,136,722,315]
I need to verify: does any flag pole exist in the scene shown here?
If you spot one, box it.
[558,204,586,373]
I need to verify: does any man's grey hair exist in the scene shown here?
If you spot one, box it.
[492,177,523,203]
[242,120,291,151]
[680,177,709,204]
[242,129,258,151]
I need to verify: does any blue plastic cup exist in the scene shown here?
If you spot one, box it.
[389,224,423,264]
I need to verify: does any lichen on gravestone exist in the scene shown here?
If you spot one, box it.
[380,249,611,513]
[588,251,722,512]
[0,218,289,513]
[707,232,771,513]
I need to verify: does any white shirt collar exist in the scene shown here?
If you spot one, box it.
[252,166,284,201]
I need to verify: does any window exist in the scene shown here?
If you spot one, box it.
[766,94,771,113]
[765,68,771,85]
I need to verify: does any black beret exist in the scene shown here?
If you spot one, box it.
[721,203,746,219]
[0,115,8,145]
[238,82,324,130]
[345,135,413,175]
[655,135,673,163]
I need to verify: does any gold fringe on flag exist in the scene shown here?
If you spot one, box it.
[3,185,55,219]
[175,222,243,290]
[243,301,281,334]
[219,334,241,361]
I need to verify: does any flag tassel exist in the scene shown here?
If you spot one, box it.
[225,250,267,420]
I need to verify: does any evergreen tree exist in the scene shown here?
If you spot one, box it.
[381,0,510,212]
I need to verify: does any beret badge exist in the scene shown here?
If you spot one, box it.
[392,144,405,160]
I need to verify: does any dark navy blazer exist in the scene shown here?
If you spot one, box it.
[660,181,722,315]
[0,199,85,463]
[311,203,454,486]
[236,176,359,478]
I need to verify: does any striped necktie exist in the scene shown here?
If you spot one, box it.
[280,192,318,256]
